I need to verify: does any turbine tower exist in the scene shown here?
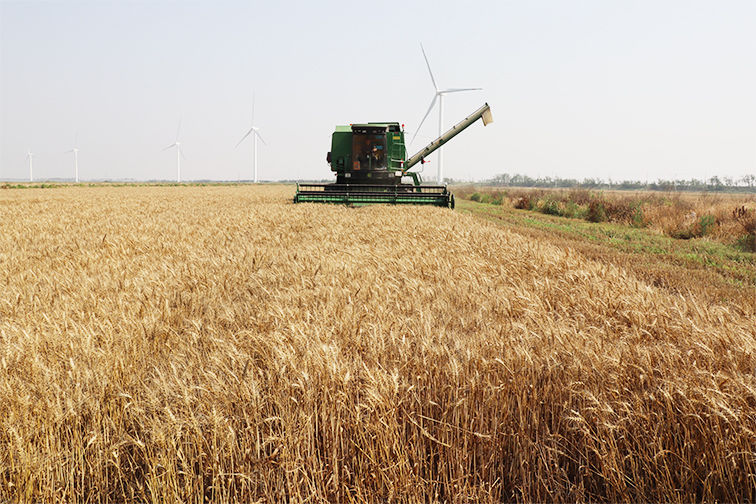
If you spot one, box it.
[25,149,33,182]
[163,120,185,183]
[65,132,79,183]
[413,44,481,184]
[236,95,266,183]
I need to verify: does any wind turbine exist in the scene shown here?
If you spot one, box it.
[413,44,481,184]
[236,95,266,183]
[163,120,186,183]
[25,149,33,182]
[65,132,79,183]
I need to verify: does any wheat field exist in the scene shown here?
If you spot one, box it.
[1,185,754,502]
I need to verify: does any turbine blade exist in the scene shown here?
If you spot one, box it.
[64,149,75,154]
[252,93,255,125]
[411,94,437,145]
[175,119,182,142]
[441,87,482,93]
[179,146,187,161]
[236,127,254,148]
[162,143,176,152]
[73,130,79,149]
[254,129,267,146]
[420,43,438,92]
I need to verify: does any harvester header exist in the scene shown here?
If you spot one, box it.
[294,103,492,208]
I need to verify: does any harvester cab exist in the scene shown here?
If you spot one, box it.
[294,103,492,208]
[329,123,412,185]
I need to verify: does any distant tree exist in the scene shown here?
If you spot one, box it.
[653,179,674,192]
[536,176,553,187]
[510,174,527,186]
[557,178,579,188]
[581,178,601,189]
[618,180,636,190]
[487,173,511,186]
[741,174,756,188]
[708,175,722,190]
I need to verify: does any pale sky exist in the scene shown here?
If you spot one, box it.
[1,0,754,183]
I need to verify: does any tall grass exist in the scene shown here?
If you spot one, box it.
[1,185,755,502]
[457,186,756,250]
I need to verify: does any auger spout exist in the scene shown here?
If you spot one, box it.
[404,103,493,172]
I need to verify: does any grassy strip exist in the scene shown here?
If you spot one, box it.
[458,199,756,314]
[455,186,756,249]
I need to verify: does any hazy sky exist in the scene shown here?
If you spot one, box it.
[1,0,754,183]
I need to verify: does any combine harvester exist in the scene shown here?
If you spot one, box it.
[294,103,493,208]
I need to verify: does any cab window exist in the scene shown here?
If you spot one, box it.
[352,133,387,170]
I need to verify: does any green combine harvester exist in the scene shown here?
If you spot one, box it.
[294,103,493,208]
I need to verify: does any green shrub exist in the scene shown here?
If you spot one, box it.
[527,196,539,211]
[669,214,717,240]
[540,197,562,216]
[563,201,582,219]
[698,214,717,237]
[630,202,648,228]
[587,201,607,223]
[469,192,482,202]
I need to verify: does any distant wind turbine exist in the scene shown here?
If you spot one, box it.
[163,120,186,183]
[65,132,79,183]
[25,149,33,182]
[412,43,481,184]
[236,95,266,183]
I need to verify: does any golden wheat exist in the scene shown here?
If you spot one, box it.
[1,185,754,502]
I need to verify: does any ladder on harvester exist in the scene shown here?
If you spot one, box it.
[390,135,407,172]
[389,135,425,188]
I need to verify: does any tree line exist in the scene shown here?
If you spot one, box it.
[450,173,756,193]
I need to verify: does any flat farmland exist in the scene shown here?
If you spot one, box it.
[1,185,754,502]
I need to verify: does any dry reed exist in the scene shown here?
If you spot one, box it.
[1,185,754,502]
[461,186,756,247]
